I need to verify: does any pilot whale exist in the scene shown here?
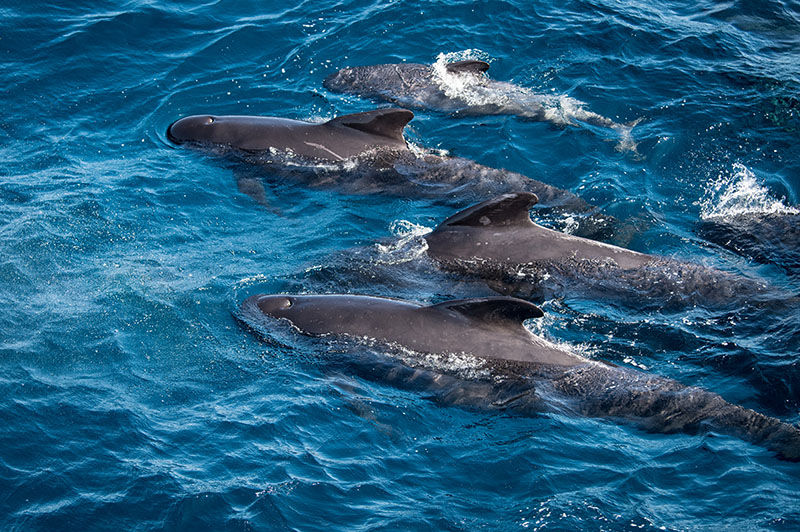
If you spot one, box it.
[167,109,616,239]
[698,212,800,274]
[424,192,776,308]
[240,293,800,460]
[323,59,639,150]
[167,108,410,161]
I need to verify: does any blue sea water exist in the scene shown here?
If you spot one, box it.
[2,0,800,530]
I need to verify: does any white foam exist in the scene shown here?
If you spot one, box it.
[431,50,552,119]
[542,95,583,126]
[431,50,502,108]
[391,343,492,380]
[374,220,431,264]
[389,219,431,239]
[699,162,798,220]
[429,50,637,152]
[406,141,448,158]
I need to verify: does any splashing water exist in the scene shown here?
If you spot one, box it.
[374,220,431,264]
[431,50,507,107]
[432,50,547,115]
[431,50,638,152]
[388,219,430,239]
[386,342,492,381]
[431,50,600,127]
[699,163,799,219]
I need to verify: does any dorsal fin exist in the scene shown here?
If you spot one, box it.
[429,297,544,326]
[327,109,414,141]
[439,193,539,228]
[446,60,490,74]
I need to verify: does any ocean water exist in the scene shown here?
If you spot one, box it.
[2,0,800,530]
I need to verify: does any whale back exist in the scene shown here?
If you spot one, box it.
[326,108,414,143]
[427,297,543,329]
[438,192,539,229]
[445,60,490,74]
[167,108,412,160]
[243,293,584,366]
[426,192,654,268]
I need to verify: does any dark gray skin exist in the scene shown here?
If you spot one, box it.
[167,109,410,161]
[167,109,617,240]
[324,60,638,150]
[324,61,499,114]
[240,293,800,460]
[698,212,800,275]
[244,294,579,366]
[425,192,775,308]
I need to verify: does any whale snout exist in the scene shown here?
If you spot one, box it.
[165,120,182,143]
[166,115,217,144]
[257,295,294,315]
[243,294,295,319]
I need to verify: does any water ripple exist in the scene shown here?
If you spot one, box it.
[3,0,800,530]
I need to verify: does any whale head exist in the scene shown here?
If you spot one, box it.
[166,115,228,145]
[242,294,382,336]
[250,294,297,319]
[166,115,277,148]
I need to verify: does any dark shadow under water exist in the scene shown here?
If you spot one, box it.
[194,144,623,242]
[698,212,800,275]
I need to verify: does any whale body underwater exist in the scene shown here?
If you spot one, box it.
[323,59,638,149]
[166,109,616,239]
[698,211,800,274]
[240,293,800,461]
[423,193,779,309]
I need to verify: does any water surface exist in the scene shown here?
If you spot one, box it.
[2,0,800,530]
